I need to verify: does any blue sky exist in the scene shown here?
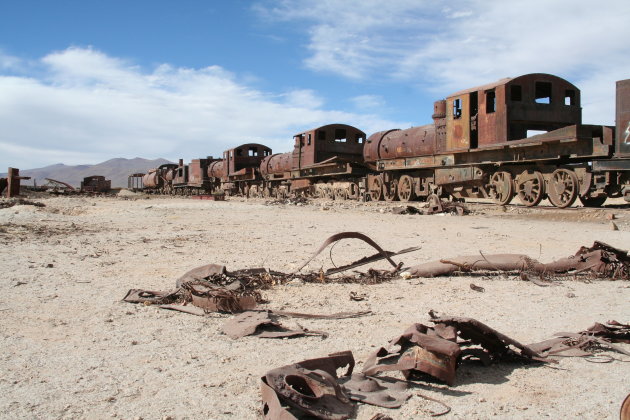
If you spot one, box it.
[1,0,629,169]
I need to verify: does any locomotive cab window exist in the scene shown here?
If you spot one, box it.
[236,149,243,156]
[264,149,271,156]
[486,90,496,113]
[452,99,462,119]
[307,134,312,145]
[334,128,347,143]
[248,147,258,157]
[355,134,365,144]
[511,85,522,101]
[564,89,576,106]
[535,82,552,104]
[318,130,326,141]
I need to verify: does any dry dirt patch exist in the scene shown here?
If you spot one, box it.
[0,195,628,419]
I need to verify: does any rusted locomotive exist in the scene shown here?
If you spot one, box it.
[137,73,629,207]
[142,163,178,194]
[170,143,272,195]
[364,73,630,207]
[259,124,369,199]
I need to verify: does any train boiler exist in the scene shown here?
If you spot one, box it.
[259,124,369,199]
[364,73,626,207]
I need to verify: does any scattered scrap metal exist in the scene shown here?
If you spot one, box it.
[403,241,629,280]
[0,198,45,209]
[42,178,76,194]
[265,196,310,206]
[123,233,412,333]
[120,231,630,418]
[261,316,629,419]
[391,198,469,216]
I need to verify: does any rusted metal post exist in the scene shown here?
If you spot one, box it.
[7,168,20,198]
[5,168,31,197]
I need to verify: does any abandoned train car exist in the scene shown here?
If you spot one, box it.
[364,73,630,207]
[259,124,369,199]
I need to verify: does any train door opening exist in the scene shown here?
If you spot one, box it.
[470,91,478,149]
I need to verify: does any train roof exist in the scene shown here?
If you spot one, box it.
[293,123,366,136]
[447,73,579,98]
[224,143,272,152]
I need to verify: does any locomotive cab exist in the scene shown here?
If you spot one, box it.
[444,73,582,151]
[292,124,366,170]
[223,143,272,179]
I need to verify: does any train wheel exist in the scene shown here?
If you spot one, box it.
[384,179,398,201]
[488,171,514,205]
[516,170,545,207]
[334,187,348,200]
[579,194,607,207]
[398,175,415,202]
[547,169,578,208]
[323,186,334,200]
[369,177,383,201]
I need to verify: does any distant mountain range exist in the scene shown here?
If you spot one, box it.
[1,157,173,188]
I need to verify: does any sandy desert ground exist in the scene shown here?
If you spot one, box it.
[0,193,629,419]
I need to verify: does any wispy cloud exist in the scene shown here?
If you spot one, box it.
[0,47,405,169]
[255,0,630,123]
[350,94,384,110]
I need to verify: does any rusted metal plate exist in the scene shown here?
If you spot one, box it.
[617,79,630,157]
[260,152,292,177]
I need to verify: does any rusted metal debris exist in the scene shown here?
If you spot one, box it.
[261,315,628,418]
[43,178,76,193]
[622,393,630,420]
[191,193,225,201]
[362,317,545,386]
[261,351,410,420]
[404,241,629,280]
[223,311,327,339]
[265,196,310,206]
[391,199,469,216]
[0,198,45,209]
[526,320,630,358]
[294,231,420,275]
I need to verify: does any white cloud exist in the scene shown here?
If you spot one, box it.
[350,94,384,110]
[0,47,405,169]
[256,0,630,124]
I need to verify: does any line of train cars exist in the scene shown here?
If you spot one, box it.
[140,73,630,208]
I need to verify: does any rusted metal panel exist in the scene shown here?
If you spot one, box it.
[260,152,292,177]
[364,129,400,164]
[435,166,484,185]
[446,94,470,150]
[617,78,630,157]
[207,160,226,179]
